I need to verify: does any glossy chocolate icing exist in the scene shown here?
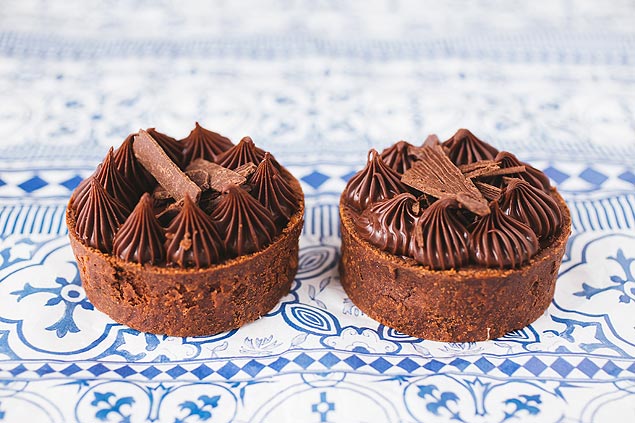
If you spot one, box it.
[356,193,419,256]
[380,141,417,174]
[250,152,299,222]
[211,185,277,258]
[410,198,470,270]
[345,149,407,211]
[75,178,129,253]
[182,122,234,163]
[494,151,551,191]
[470,201,539,268]
[500,178,562,241]
[113,193,165,264]
[442,128,499,166]
[165,195,223,268]
[113,133,155,191]
[217,136,266,170]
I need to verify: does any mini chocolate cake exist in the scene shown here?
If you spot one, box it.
[339,129,571,342]
[67,124,304,337]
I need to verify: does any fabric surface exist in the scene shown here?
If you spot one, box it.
[0,0,634,421]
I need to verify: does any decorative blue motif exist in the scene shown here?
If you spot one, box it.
[311,392,335,422]
[10,262,92,338]
[90,392,135,422]
[574,249,635,303]
[176,395,220,422]
[502,395,542,421]
[417,385,462,421]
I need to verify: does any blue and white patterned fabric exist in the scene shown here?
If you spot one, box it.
[0,1,634,421]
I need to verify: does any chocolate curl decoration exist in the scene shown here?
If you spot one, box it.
[499,178,561,240]
[75,178,129,253]
[164,195,223,268]
[356,193,420,256]
[470,201,539,269]
[442,128,499,166]
[210,185,277,258]
[410,198,470,270]
[345,149,408,211]
[181,122,234,163]
[113,193,165,265]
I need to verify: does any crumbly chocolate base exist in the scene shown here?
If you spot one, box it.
[67,178,304,337]
[339,188,571,342]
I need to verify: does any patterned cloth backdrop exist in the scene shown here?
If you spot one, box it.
[0,0,634,421]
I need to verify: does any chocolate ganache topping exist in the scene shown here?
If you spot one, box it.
[410,198,470,270]
[494,152,551,191]
[74,148,137,212]
[165,195,223,268]
[345,129,563,270]
[500,178,562,241]
[114,133,155,191]
[181,122,234,163]
[211,185,277,258]
[147,128,185,169]
[75,178,129,253]
[218,136,266,170]
[356,193,419,256]
[380,141,417,174]
[442,128,499,166]
[250,152,299,222]
[345,149,408,211]
[112,193,165,264]
[470,201,539,268]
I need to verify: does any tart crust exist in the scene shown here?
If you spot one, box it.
[339,188,571,342]
[67,175,304,337]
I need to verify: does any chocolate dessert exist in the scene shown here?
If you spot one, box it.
[340,129,571,342]
[67,125,304,337]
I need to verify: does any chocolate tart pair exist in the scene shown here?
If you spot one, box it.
[67,125,304,337]
[340,130,571,342]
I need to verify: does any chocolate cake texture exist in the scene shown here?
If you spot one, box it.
[67,124,304,337]
[340,129,571,342]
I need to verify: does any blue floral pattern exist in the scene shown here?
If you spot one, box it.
[1,0,634,421]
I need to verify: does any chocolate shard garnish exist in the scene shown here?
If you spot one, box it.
[459,160,500,179]
[133,129,201,203]
[422,134,440,147]
[234,162,257,179]
[184,169,210,190]
[474,181,503,201]
[187,159,246,191]
[404,144,490,216]
[147,128,185,169]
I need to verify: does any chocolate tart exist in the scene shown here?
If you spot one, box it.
[67,125,304,337]
[339,130,571,342]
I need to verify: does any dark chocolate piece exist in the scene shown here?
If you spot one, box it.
[187,159,246,191]
[147,128,185,169]
[404,143,490,216]
[235,162,257,179]
[474,181,503,201]
[133,129,201,203]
